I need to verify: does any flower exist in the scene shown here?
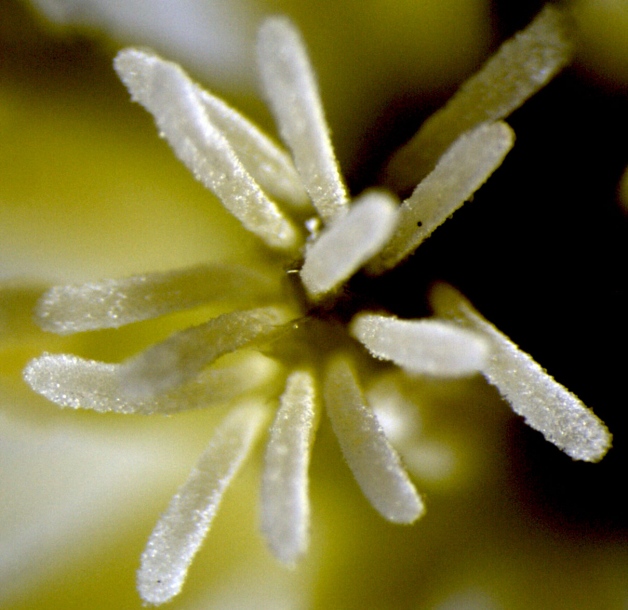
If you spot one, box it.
[21,6,611,606]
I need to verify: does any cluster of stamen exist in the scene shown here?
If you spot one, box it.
[20,7,612,606]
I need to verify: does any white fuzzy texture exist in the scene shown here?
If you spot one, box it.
[324,355,424,523]
[371,122,514,273]
[386,5,574,189]
[261,369,320,564]
[300,191,399,298]
[23,352,275,415]
[350,313,489,377]
[137,403,268,605]
[431,284,612,462]
[35,264,279,334]
[114,49,300,251]
[195,88,309,209]
[117,307,288,399]
[257,16,349,223]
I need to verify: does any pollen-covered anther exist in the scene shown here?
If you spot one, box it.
[257,16,350,223]
[350,312,489,377]
[34,264,280,335]
[114,49,302,252]
[117,307,291,399]
[300,190,399,299]
[383,4,574,189]
[23,351,277,415]
[370,121,515,274]
[430,283,612,462]
[261,369,320,564]
[324,354,424,523]
[137,403,269,605]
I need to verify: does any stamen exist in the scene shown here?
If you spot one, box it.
[23,352,276,415]
[137,403,269,605]
[195,88,310,209]
[385,5,574,189]
[350,313,489,376]
[114,49,301,252]
[257,16,350,223]
[324,355,424,523]
[430,283,612,462]
[261,369,320,564]
[300,190,399,299]
[35,264,280,334]
[370,122,514,274]
[117,307,290,399]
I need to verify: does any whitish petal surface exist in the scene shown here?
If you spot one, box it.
[430,283,612,462]
[118,307,290,399]
[27,0,254,88]
[350,313,489,377]
[261,369,320,564]
[257,16,349,222]
[35,264,280,334]
[114,49,300,251]
[137,402,268,605]
[0,412,192,605]
[195,88,310,209]
[385,6,573,189]
[23,352,275,415]
[324,355,424,523]
[300,191,399,298]
[371,122,514,274]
